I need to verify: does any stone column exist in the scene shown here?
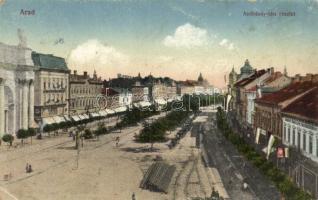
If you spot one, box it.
[22,80,29,129]
[313,135,317,157]
[0,78,5,135]
[29,80,34,127]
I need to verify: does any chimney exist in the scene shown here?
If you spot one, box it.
[270,67,274,74]
[83,71,88,78]
[74,70,77,75]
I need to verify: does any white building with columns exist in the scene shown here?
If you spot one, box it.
[282,87,318,162]
[0,42,35,136]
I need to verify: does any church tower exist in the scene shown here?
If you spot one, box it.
[198,73,204,84]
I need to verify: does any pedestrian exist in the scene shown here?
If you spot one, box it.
[116,136,120,147]
[25,163,29,173]
[132,192,136,200]
[28,164,33,173]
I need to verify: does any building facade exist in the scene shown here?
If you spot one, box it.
[254,77,318,140]
[150,81,177,101]
[234,68,272,126]
[32,52,70,125]
[0,42,35,136]
[131,84,149,103]
[282,87,318,161]
[69,70,103,115]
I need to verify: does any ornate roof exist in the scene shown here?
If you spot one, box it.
[240,59,254,75]
[31,52,68,71]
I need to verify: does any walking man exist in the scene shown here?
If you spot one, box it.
[115,136,120,147]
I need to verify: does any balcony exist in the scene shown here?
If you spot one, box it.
[43,87,66,93]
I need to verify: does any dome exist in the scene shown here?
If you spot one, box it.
[240,59,254,75]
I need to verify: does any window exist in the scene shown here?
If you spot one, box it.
[309,135,313,154]
[292,128,296,146]
[297,130,301,148]
[43,81,46,90]
[284,125,287,142]
[316,138,318,157]
[303,133,307,152]
[287,126,290,143]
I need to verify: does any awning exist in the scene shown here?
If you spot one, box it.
[78,115,86,120]
[140,101,152,107]
[105,109,115,114]
[53,116,65,123]
[64,115,71,121]
[98,110,107,117]
[90,112,100,118]
[155,98,167,105]
[42,117,55,125]
[71,115,81,121]
[83,114,90,119]
[114,106,127,113]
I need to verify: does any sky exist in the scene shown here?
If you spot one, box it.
[0,0,318,88]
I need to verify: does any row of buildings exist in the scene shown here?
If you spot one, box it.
[226,59,318,196]
[0,41,219,137]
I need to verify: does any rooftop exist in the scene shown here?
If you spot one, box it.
[256,81,318,105]
[31,52,68,71]
[70,70,102,84]
[234,69,267,87]
[282,87,318,124]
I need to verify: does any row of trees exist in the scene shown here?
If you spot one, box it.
[2,128,36,146]
[216,107,312,200]
[118,106,159,127]
[137,111,190,144]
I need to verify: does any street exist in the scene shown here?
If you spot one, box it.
[198,110,280,200]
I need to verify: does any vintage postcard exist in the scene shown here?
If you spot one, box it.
[0,0,317,199]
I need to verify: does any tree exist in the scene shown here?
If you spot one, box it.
[2,134,14,147]
[28,128,36,144]
[16,129,29,145]
[83,129,93,139]
[94,124,107,140]
[43,124,53,136]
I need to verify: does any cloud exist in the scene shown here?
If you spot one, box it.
[163,23,210,48]
[219,39,235,50]
[67,39,129,78]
